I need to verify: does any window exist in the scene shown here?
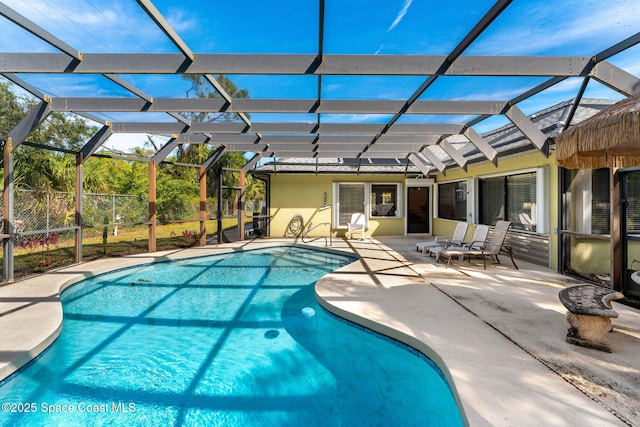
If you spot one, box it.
[479,172,536,230]
[437,181,467,221]
[337,183,365,227]
[479,177,504,225]
[626,172,640,233]
[334,182,401,227]
[564,168,610,234]
[560,168,610,283]
[371,184,397,217]
[591,169,610,234]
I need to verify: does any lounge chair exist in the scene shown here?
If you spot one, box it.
[519,203,536,231]
[440,221,518,269]
[416,222,469,254]
[347,213,366,239]
[519,212,536,231]
[429,224,490,260]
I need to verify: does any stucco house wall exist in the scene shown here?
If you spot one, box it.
[432,150,560,270]
[269,174,406,238]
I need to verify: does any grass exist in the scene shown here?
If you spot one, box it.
[4,218,246,280]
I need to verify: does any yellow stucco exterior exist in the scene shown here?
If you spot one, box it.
[432,150,559,270]
[269,174,407,238]
[568,237,610,274]
[267,151,563,270]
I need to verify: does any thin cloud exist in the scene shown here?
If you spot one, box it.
[322,114,394,124]
[453,86,536,101]
[469,1,639,55]
[387,0,413,32]
[165,8,199,33]
[1,0,168,53]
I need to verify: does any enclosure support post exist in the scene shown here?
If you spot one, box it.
[3,138,15,282]
[199,166,207,247]
[238,170,245,241]
[3,101,50,281]
[148,160,157,252]
[217,167,222,245]
[75,153,83,262]
[46,192,50,235]
[611,167,622,291]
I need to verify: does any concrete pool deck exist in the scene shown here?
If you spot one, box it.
[0,237,638,426]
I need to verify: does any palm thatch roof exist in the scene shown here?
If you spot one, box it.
[556,93,640,169]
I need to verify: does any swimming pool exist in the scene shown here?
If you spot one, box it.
[0,246,463,426]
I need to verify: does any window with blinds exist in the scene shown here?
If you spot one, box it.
[479,172,536,230]
[626,172,640,233]
[334,182,401,227]
[563,168,609,235]
[591,169,610,234]
[337,183,365,226]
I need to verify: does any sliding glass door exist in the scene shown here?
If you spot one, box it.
[621,170,640,300]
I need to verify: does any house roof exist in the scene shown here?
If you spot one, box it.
[254,98,616,174]
[1,1,638,174]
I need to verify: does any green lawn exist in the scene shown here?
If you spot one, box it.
[4,218,247,280]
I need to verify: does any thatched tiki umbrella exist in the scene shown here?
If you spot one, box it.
[555,93,640,169]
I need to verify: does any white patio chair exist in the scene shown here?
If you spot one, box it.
[440,221,518,269]
[347,213,366,239]
[429,224,490,260]
[416,222,468,254]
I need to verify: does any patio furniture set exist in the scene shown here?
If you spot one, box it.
[417,222,625,352]
[416,221,518,270]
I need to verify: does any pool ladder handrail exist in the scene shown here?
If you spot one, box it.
[301,222,332,246]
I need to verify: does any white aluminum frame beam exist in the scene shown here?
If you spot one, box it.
[7,100,52,149]
[589,61,640,96]
[504,105,549,153]
[408,153,436,175]
[80,126,114,160]
[439,139,468,171]
[0,53,601,76]
[136,0,194,61]
[464,127,498,165]
[202,146,226,171]
[242,152,264,172]
[152,138,182,163]
[47,97,510,115]
[364,144,427,153]
[417,149,446,174]
[0,4,81,60]
[107,122,465,135]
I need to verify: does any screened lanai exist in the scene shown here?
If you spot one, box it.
[1,0,640,282]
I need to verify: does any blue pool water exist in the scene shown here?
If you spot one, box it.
[0,246,463,426]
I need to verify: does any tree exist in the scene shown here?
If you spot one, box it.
[1,76,265,224]
[183,74,249,123]
[28,110,95,151]
[156,171,199,222]
[0,81,97,191]
[0,82,25,137]
[102,156,148,196]
[179,74,266,214]
[180,74,250,160]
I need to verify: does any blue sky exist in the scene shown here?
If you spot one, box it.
[1,0,639,152]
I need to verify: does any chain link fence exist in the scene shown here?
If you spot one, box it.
[81,192,147,227]
[2,190,264,233]
[0,186,268,281]
[1,190,147,245]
